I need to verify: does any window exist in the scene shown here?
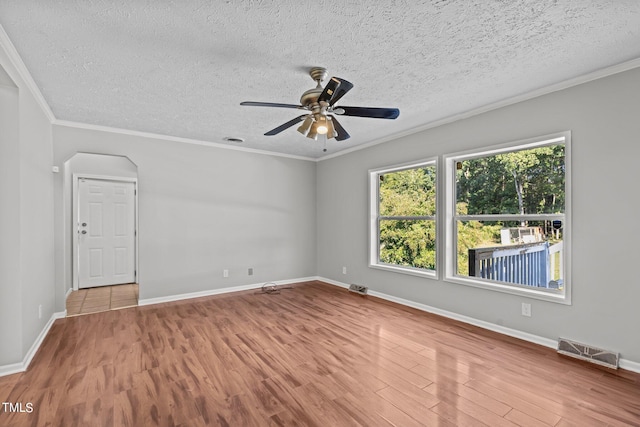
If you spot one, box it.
[445,132,570,303]
[369,159,437,277]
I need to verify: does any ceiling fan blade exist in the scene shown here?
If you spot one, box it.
[318,77,341,104]
[241,101,302,109]
[337,106,399,119]
[328,78,353,106]
[328,115,350,141]
[264,115,308,136]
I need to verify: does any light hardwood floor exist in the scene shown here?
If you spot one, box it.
[1,281,639,426]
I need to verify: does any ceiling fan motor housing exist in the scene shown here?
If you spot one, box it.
[300,87,323,107]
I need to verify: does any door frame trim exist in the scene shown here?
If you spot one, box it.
[72,174,139,291]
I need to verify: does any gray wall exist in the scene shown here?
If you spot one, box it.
[52,126,317,305]
[18,77,55,357]
[0,56,55,366]
[0,71,22,365]
[317,67,640,364]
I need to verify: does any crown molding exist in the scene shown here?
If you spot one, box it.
[317,57,640,162]
[0,24,55,122]
[53,120,317,162]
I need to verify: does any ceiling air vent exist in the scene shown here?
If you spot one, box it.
[223,137,244,143]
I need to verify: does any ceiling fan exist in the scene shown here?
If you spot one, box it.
[240,67,399,141]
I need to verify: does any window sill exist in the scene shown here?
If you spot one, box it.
[445,275,571,305]
[369,263,437,279]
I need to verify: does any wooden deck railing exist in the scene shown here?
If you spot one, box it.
[468,241,563,288]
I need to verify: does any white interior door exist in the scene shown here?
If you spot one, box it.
[78,178,136,288]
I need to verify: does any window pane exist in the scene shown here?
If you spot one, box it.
[379,220,436,270]
[456,144,565,215]
[457,220,564,289]
[380,166,436,216]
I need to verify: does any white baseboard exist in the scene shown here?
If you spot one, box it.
[0,310,66,377]
[65,286,73,299]
[138,276,319,307]
[0,362,24,378]
[620,359,640,373]
[318,277,640,374]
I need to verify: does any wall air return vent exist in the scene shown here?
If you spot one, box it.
[348,284,368,295]
[557,338,618,369]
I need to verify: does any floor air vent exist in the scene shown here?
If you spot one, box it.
[557,338,618,369]
[348,284,368,295]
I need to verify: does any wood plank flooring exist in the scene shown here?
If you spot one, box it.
[1,281,639,426]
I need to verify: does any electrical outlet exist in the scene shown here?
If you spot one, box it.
[521,302,532,317]
[342,266,347,274]
[248,268,253,276]
[223,269,229,278]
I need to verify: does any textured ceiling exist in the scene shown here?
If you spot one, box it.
[1,1,640,159]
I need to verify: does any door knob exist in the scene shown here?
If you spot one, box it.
[82,223,87,227]
[81,230,87,234]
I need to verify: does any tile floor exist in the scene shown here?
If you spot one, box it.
[66,283,139,316]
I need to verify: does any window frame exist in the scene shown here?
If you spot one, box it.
[369,158,438,278]
[444,132,571,304]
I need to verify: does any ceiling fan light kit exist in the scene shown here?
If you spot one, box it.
[241,67,399,144]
